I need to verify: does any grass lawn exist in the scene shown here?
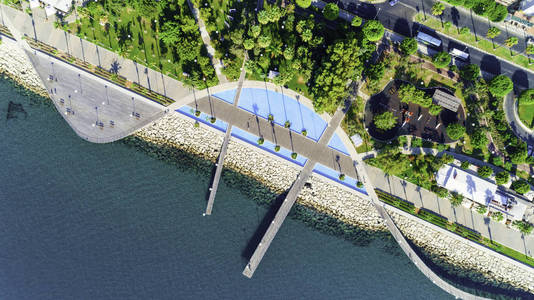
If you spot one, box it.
[67,4,211,85]
[518,101,534,129]
[415,13,534,72]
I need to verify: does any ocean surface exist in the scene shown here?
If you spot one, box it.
[0,77,453,299]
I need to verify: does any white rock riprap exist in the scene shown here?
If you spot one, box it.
[388,210,534,293]
[0,36,47,97]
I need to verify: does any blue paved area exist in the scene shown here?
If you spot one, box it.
[213,89,236,104]
[313,163,367,194]
[327,134,350,155]
[177,106,228,131]
[238,88,327,141]
[231,127,308,166]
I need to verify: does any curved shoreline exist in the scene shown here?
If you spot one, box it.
[1,38,533,297]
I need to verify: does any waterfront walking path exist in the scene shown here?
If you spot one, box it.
[205,57,246,215]
[243,105,350,278]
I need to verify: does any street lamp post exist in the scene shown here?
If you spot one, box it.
[131,96,136,116]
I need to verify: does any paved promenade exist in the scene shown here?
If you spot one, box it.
[192,95,358,179]
[243,105,352,278]
[1,5,192,106]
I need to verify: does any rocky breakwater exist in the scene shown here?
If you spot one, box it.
[388,209,534,295]
[0,36,47,97]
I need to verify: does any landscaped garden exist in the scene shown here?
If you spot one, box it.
[364,80,465,143]
[65,0,217,88]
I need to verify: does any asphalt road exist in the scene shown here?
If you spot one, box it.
[338,0,534,90]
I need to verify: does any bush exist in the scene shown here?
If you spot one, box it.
[511,179,530,194]
[296,0,311,8]
[400,37,418,56]
[432,52,451,69]
[428,104,443,116]
[339,174,346,181]
[446,123,466,140]
[461,161,470,169]
[362,20,385,42]
[491,155,503,167]
[460,64,480,81]
[291,152,298,159]
[274,145,280,152]
[257,137,264,145]
[373,111,397,131]
[356,181,364,188]
[518,89,534,105]
[411,138,423,148]
[477,165,493,178]
[495,171,510,185]
[323,3,339,21]
[459,26,470,35]
[302,129,307,136]
[365,62,385,82]
[476,205,487,215]
[488,75,513,97]
[285,120,291,128]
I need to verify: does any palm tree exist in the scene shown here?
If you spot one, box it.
[486,27,501,49]
[431,2,445,17]
[505,36,518,56]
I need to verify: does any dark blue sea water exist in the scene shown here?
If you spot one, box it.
[0,77,453,299]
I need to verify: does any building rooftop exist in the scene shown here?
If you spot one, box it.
[436,165,528,220]
[432,89,461,112]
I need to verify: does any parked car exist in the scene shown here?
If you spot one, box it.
[389,0,399,6]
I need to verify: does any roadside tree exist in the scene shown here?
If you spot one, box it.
[400,37,418,56]
[296,0,311,8]
[488,4,508,22]
[477,165,493,178]
[460,64,480,81]
[495,171,510,185]
[432,51,451,68]
[431,2,445,16]
[505,36,519,55]
[446,123,466,140]
[351,16,362,27]
[512,220,534,235]
[323,3,339,21]
[511,179,530,194]
[449,192,464,207]
[470,129,488,149]
[486,27,501,40]
[488,75,513,97]
[362,20,385,42]
[527,44,534,55]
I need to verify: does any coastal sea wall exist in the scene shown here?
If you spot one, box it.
[0,36,47,97]
[1,33,533,296]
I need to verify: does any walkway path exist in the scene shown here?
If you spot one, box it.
[1,4,193,107]
[243,104,352,278]
[504,92,534,144]
[205,55,246,215]
[186,0,227,84]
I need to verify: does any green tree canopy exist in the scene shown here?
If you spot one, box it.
[495,171,510,185]
[362,20,385,42]
[351,16,362,27]
[323,3,339,21]
[505,36,518,48]
[486,26,501,39]
[431,2,445,16]
[477,165,493,178]
[508,142,528,164]
[400,37,418,56]
[432,51,451,69]
[364,62,385,82]
[398,84,432,107]
[488,75,513,97]
[471,129,488,149]
[446,123,465,140]
[527,44,534,55]
[511,179,530,194]
[373,111,397,131]
[428,104,443,116]
[512,220,534,235]
[488,4,508,22]
[258,10,269,24]
[296,0,311,8]
[460,64,480,81]
[243,38,255,50]
[449,192,464,207]
[519,89,534,104]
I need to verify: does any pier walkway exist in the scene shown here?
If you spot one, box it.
[243,105,350,277]
[205,58,246,215]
